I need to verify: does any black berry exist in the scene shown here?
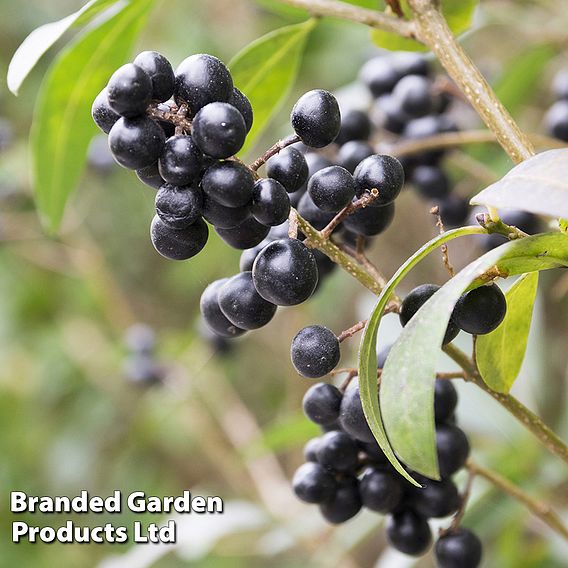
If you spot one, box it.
[201,161,254,208]
[215,217,270,249]
[336,109,372,144]
[392,75,434,118]
[158,135,203,186]
[438,195,470,228]
[339,383,374,443]
[399,284,460,345]
[359,56,399,97]
[545,100,568,141]
[218,271,277,330]
[253,238,318,306]
[392,52,430,77]
[150,214,208,260]
[251,178,291,226]
[192,102,247,159]
[133,51,175,102]
[266,147,308,193]
[92,88,120,134]
[411,477,460,518]
[386,509,432,556]
[174,54,233,113]
[290,325,340,378]
[359,466,403,513]
[316,430,359,472]
[200,279,246,338]
[412,165,451,199]
[454,285,507,335]
[343,201,395,236]
[354,154,404,206]
[297,192,336,230]
[292,462,337,504]
[319,476,362,524]
[435,528,483,568]
[155,184,203,229]
[436,424,470,478]
[229,87,253,132]
[136,162,165,189]
[239,239,271,272]
[308,165,357,212]
[303,383,343,426]
[435,379,458,423]
[291,90,341,148]
[336,140,374,174]
[304,437,321,462]
[108,116,165,170]
[107,63,152,117]
[202,194,250,229]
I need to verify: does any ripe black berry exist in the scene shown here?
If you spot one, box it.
[399,284,460,345]
[375,94,409,134]
[339,383,374,443]
[435,528,483,568]
[342,201,395,236]
[136,162,165,189]
[454,284,507,335]
[308,165,357,212]
[316,430,359,472]
[201,161,254,208]
[412,165,451,199]
[354,154,405,206]
[336,109,372,144]
[297,192,336,230]
[202,194,250,229]
[192,102,247,159]
[150,214,208,260]
[386,509,432,556]
[239,239,271,272]
[158,135,203,186]
[229,87,253,133]
[392,52,430,77]
[545,100,568,141]
[108,116,165,170]
[251,178,291,226]
[107,63,152,117]
[266,147,308,193]
[200,278,246,338]
[438,195,470,228]
[292,462,337,504]
[215,217,270,249]
[319,476,362,524]
[253,238,318,306]
[133,51,175,102]
[434,379,458,424]
[291,90,341,148]
[411,477,460,518]
[174,54,233,113]
[359,56,399,97]
[303,383,343,426]
[155,184,203,229]
[359,467,403,513]
[436,424,470,478]
[290,325,340,378]
[337,140,374,174]
[92,88,120,134]
[304,437,321,462]
[392,75,433,118]
[218,271,277,330]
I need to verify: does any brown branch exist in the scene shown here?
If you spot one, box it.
[320,190,378,240]
[147,102,192,132]
[249,134,301,172]
[337,320,368,343]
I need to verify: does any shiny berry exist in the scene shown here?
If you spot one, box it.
[202,194,250,229]
[336,109,372,144]
[133,51,175,102]
[229,87,253,132]
[303,383,343,425]
[201,161,255,208]
[434,379,458,423]
[297,192,336,230]
[253,238,318,306]
[359,467,403,513]
[251,178,291,226]
[436,424,470,478]
[316,430,359,472]
[107,63,152,117]
[392,75,433,118]
[343,201,395,236]
[359,56,399,97]
[454,285,507,335]
[304,437,322,462]
[155,184,203,229]
[319,476,361,524]
[158,135,203,186]
[412,165,451,199]
[339,383,374,443]
[291,90,341,148]
[200,279,246,338]
[308,165,357,212]
[411,477,460,519]
[215,217,270,249]
[435,528,483,568]
[136,162,165,189]
[386,510,432,556]
[354,154,404,206]
[150,214,208,260]
[292,462,337,504]
[266,147,308,193]
[92,88,120,134]
[337,140,374,174]
[291,325,339,378]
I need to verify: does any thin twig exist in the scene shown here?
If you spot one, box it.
[339,369,358,392]
[337,320,368,343]
[249,134,301,172]
[444,467,476,534]
[466,459,568,541]
[320,190,379,240]
[430,205,455,277]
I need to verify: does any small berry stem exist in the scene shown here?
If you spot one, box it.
[288,208,299,239]
[466,459,568,541]
[337,320,368,343]
[249,134,301,172]
[443,466,476,535]
[430,205,455,277]
[147,102,193,132]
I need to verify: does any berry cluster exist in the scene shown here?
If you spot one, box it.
[293,377,482,566]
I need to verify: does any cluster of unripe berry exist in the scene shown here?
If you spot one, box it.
[293,373,481,566]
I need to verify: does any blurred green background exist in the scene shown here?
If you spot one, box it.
[1,1,568,567]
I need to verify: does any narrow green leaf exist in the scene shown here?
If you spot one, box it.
[229,19,317,153]
[494,45,556,117]
[470,149,568,220]
[476,272,539,393]
[31,0,154,233]
[359,225,485,487]
[372,0,478,52]
[7,0,119,95]
[380,233,568,479]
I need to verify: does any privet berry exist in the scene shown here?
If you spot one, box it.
[201,161,254,208]
[92,88,120,134]
[435,528,483,568]
[319,476,361,524]
[412,165,450,199]
[454,284,507,335]
[202,194,250,229]
[251,178,290,226]
[266,147,308,193]
[252,238,318,306]
[200,279,246,338]
[307,165,357,212]
[107,63,152,118]
[411,477,461,519]
[354,154,405,206]
[339,382,375,443]
[292,462,337,504]
[336,140,373,174]
[291,89,341,148]
[215,217,270,249]
[150,215,208,261]
[229,87,254,133]
[434,379,458,423]
[436,424,471,478]
[302,383,343,425]
[133,51,175,102]
[316,431,359,472]
[342,201,395,236]
[386,510,432,557]
[290,325,340,378]
[336,109,372,144]
[158,135,203,186]
[359,467,403,513]
[155,184,203,229]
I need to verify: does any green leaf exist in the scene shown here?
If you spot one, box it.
[470,149,568,220]
[372,0,478,52]
[7,0,120,95]
[359,225,485,487]
[30,0,154,233]
[476,272,539,393]
[494,45,556,117]
[380,233,568,479]
[229,19,317,154]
